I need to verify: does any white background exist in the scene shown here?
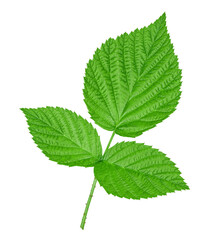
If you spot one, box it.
[0,0,209,239]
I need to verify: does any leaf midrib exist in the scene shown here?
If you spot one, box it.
[26,110,99,159]
[115,22,169,129]
[103,160,185,188]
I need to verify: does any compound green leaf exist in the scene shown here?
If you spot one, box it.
[21,107,102,167]
[84,13,182,137]
[94,142,188,199]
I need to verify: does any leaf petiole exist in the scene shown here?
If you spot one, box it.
[104,131,115,154]
[80,177,97,230]
[80,131,115,230]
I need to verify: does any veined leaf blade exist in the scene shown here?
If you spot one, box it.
[21,107,102,167]
[94,142,189,199]
[84,13,182,137]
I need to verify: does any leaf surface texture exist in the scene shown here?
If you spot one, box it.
[21,107,102,167]
[94,142,188,199]
[84,13,181,137]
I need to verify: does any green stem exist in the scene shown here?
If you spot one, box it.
[104,131,115,154]
[80,131,115,230]
[80,177,97,230]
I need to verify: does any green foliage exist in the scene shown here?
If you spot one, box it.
[84,13,181,137]
[95,142,189,199]
[21,13,189,229]
[21,107,102,167]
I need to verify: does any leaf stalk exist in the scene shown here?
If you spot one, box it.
[80,177,97,230]
[80,131,115,229]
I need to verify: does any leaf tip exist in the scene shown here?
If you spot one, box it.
[162,12,166,18]
[155,12,167,25]
[184,182,190,190]
[20,107,27,115]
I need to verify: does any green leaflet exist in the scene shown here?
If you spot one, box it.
[21,107,102,167]
[94,142,189,199]
[84,13,181,137]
